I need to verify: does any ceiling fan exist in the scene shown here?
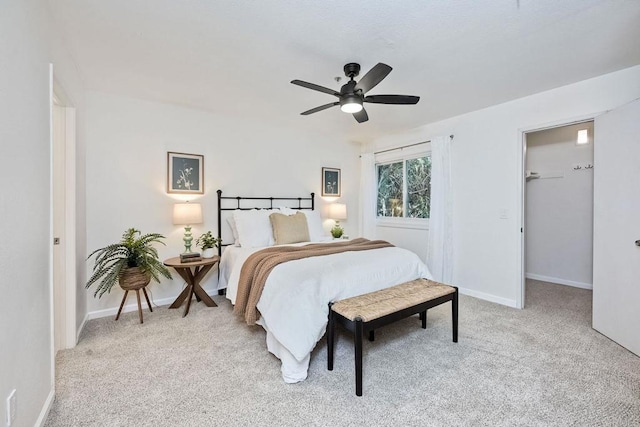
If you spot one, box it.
[291,62,420,123]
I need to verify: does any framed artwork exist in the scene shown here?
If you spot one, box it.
[167,152,204,194]
[322,167,341,197]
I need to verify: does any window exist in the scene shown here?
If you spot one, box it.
[377,155,431,220]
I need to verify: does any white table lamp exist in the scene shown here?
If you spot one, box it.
[173,202,203,253]
[329,203,347,225]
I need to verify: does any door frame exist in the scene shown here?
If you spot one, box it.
[517,112,604,309]
[50,68,77,351]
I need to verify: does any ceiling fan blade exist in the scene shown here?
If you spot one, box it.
[364,95,420,105]
[353,108,369,123]
[291,80,340,97]
[355,63,392,94]
[301,102,340,115]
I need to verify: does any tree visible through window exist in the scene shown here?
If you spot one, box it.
[377,162,404,217]
[377,155,431,219]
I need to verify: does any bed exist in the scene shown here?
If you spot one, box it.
[216,190,432,383]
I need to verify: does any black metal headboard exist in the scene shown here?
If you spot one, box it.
[217,189,315,256]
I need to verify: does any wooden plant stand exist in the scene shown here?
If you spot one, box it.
[115,285,153,324]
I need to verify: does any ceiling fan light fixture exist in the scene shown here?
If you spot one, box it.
[340,96,363,113]
[291,62,419,123]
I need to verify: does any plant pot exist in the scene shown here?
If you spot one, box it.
[119,267,151,291]
[202,248,215,258]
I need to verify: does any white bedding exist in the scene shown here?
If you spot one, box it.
[221,240,432,382]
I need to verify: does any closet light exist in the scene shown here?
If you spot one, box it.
[576,129,589,145]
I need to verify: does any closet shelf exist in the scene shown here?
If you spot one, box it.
[526,170,565,180]
[525,171,540,181]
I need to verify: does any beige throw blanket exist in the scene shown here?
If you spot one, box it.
[234,238,394,325]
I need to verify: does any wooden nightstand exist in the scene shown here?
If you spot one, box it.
[164,256,220,317]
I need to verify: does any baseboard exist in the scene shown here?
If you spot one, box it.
[85,289,219,321]
[457,286,518,308]
[76,312,89,343]
[34,388,55,427]
[525,273,592,290]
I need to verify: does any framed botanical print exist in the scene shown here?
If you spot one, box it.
[167,152,204,194]
[322,167,341,197]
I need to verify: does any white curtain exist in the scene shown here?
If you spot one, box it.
[359,153,377,238]
[427,136,453,283]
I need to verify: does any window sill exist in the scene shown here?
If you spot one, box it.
[376,217,429,231]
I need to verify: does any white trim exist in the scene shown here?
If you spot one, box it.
[51,75,78,351]
[76,312,89,343]
[519,129,526,309]
[517,111,605,309]
[64,106,76,349]
[518,113,605,135]
[376,217,429,230]
[525,273,593,290]
[34,388,55,427]
[48,62,56,406]
[85,289,220,321]
[458,286,518,308]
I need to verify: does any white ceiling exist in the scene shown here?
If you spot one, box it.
[49,0,640,143]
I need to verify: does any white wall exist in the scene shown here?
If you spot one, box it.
[525,122,594,288]
[375,226,428,261]
[0,1,84,425]
[84,92,361,315]
[373,65,640,307]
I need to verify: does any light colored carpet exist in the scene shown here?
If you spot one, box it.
[45,280,640,426]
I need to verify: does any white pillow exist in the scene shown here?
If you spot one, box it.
[232,209,277,248]
[226,216,240,246]
[278,207,296,216]
[275,207,296,215]
[298,210,324,242]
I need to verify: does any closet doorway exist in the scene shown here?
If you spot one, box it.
[522,121,594,307]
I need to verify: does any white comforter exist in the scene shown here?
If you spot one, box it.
[221,241,432,382]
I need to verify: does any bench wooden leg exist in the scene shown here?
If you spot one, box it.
[327,303,335,371]
[452,288,458,343]
[355,317,363,397]
[420,310,427,329]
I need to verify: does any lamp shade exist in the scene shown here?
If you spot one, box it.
[329,203,347,220]
[173,202,203,225]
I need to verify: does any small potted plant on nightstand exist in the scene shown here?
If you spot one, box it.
[196,231,222,258]
[331,223,344,239]
[86,228,172,323]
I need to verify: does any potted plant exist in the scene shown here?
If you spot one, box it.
[86,228,172,298]
[331,223,344,239]
[196,231,222,258]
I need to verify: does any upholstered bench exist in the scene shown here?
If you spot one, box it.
[327,278,458,396]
